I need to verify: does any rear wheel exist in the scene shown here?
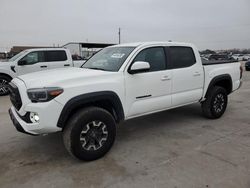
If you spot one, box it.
[0,75,11,96]
[201,86,228,119]
[63,107,116,161]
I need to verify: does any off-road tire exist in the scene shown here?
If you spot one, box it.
[201,86,228,119]
[63,107,116,161]
[0,75,11,96]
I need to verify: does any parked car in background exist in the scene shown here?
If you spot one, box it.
[243,54,250,61]
[232,54,250,61]
[245,60,250,71]
[232,54,244,61]
[8,42,242,161]
[0,48,85,96]
[72,54,85,61]
[208,54,232,61]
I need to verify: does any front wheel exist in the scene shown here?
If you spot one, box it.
[0,75,11,96]
[201,86,228,119]
[63,107,116,161]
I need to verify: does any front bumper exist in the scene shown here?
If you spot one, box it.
[9,107,38,135]
[8,79,64,135]
[8,100,63,135]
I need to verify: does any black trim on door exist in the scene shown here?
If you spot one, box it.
[136,95,152,99]
[164,47,171,69]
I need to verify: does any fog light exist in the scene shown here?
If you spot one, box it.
[30,112,39,123]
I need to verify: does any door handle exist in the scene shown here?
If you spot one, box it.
[161,75,171,81]
[64,64,70,67]
[193,72,201,76]
[40,65,47,68]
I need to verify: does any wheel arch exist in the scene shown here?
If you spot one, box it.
[205,74,232,97]
[0,73,13,81]
[57,91,125,129]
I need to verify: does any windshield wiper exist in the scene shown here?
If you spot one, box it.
[85,67,106,71]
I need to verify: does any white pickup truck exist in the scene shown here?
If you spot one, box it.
[8,42,242,161]
[0,48,85,95]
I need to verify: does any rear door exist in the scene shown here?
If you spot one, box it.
[168,46,204,107]
[16,51,49,75]
[45,50,71,69]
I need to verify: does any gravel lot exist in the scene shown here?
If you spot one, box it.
[0,67,250,188]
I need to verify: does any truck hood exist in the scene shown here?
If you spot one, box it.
[0,61,12,67]
[17,67,115,88]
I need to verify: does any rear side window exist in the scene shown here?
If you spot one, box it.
[45,50,67,62]
[169,47,196,69]
[133,47,166,72]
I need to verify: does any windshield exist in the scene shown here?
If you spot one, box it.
[8,50,27,62]
[82,47,135,72]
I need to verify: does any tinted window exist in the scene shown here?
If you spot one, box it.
[133,47,166,72]
[45,51,67,62]
[169,47,196,69]
[20,51,45,65]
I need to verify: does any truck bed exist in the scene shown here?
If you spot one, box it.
[202,59,237,65]
[202,61,241,99]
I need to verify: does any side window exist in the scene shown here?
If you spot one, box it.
[133,47,166,72]
[45,51,67,62]
[20,51,45,65]
[169,47,196,69]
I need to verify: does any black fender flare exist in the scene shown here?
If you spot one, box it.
[0,73,13,81]
[57,91,125,128]
[205,74,233,96]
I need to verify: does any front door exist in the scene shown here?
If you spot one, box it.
[125,47,172,118]
[16,51,49,76]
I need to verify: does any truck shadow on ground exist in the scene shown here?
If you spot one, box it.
[118,103,204,136]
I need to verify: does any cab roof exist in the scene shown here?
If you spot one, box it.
[112,41,194,48]
[25,48,67,52]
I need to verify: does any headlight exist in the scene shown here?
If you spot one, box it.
[27,87,63,102]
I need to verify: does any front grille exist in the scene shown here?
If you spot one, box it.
[9,83,22,110]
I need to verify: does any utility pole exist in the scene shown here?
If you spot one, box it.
[118,27,121,44]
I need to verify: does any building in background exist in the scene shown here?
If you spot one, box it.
[1,43,116,60]
[0,52,7,60]
[63,42,115,60]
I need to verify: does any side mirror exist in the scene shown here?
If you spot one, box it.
[128,61,150,74]
[18,60,27,66]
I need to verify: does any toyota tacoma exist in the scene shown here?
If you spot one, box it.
[8,42,242,161]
